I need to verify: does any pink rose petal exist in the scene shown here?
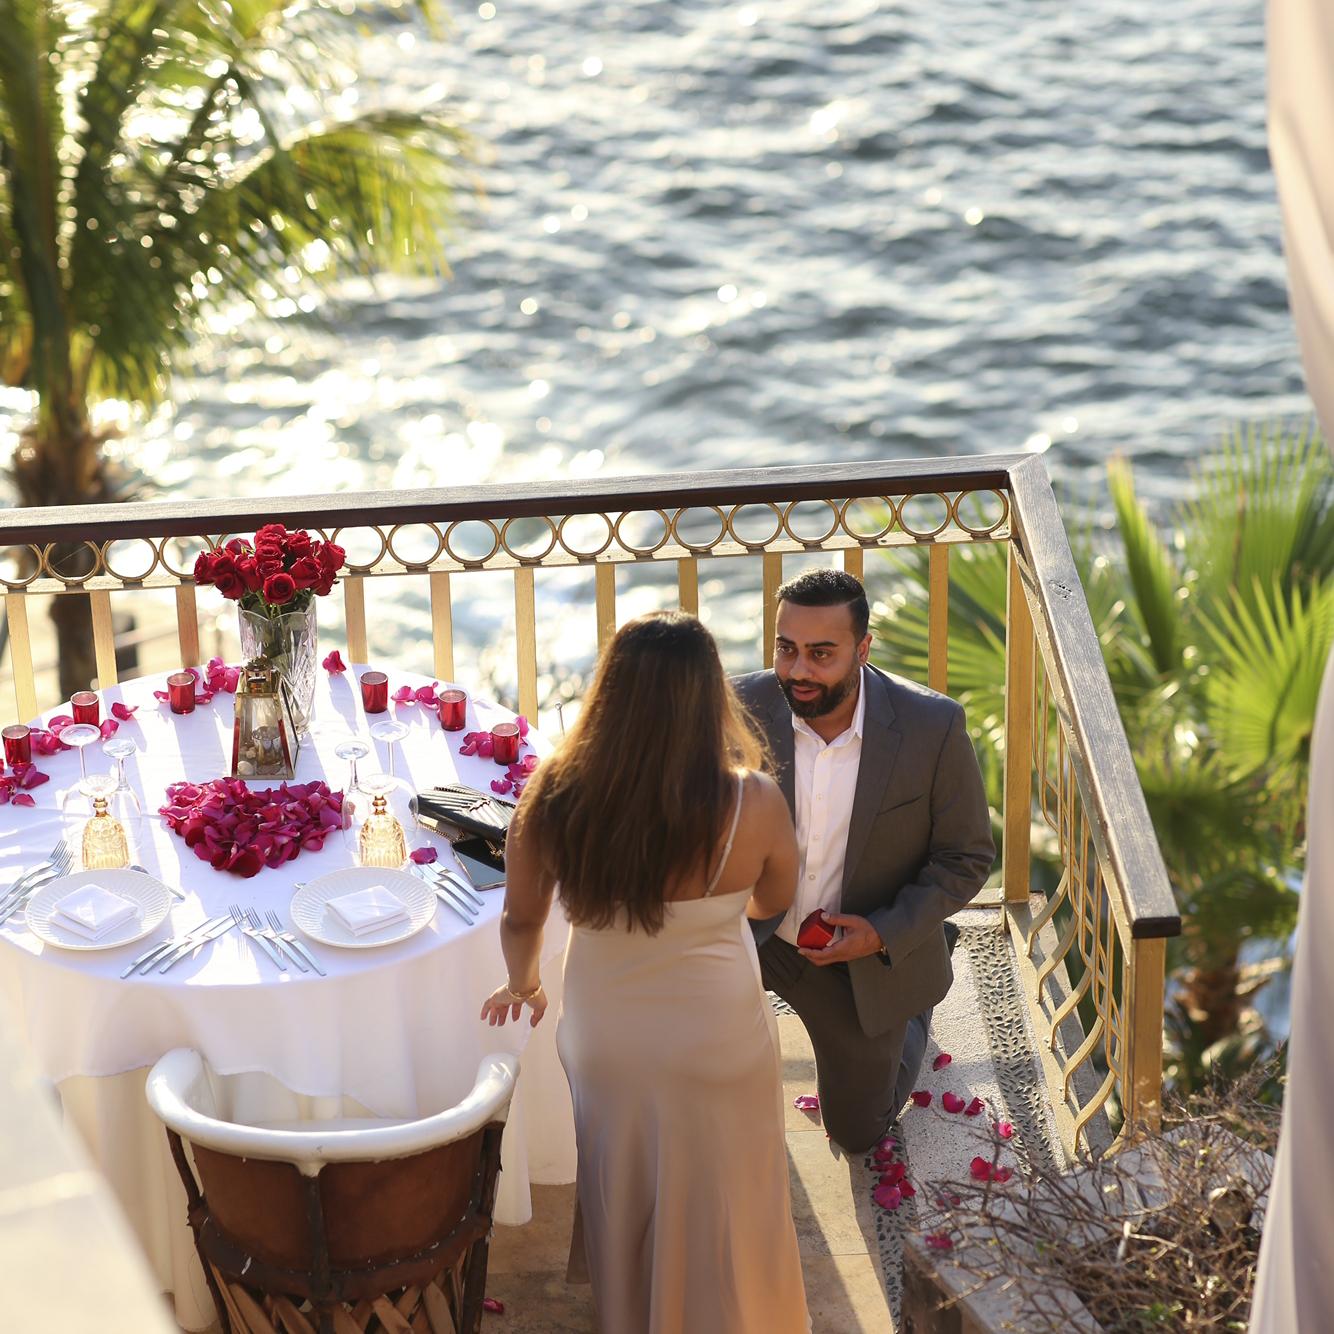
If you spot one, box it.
[515,715,529,738]
[11,793,35,807]
[322,649,347,673]
[409,847,438,864]
[969,1156,993,1182]
[482,1297,504,1314]
[942,1092,966,1114]
[413,683,440,706]
[899,1179,917,1199]
[996,1121,1015,1140]
[110,701,138,721]
[476,736,494,759]
[392,685,415,704]
[99,719,119,740]
[992,1167,1013,1184]
[873,1182,903,1211]
[925,1233,954,1251]
[932,1052,952,1071]
[878,1162,906,1186]
[793,1094,820,1112]
[491,777,513,796]
[910,1090,932,1108]
[964,1097,985,1117]
[520,754,540,774]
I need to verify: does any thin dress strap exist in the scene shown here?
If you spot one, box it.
[703,773,746,897]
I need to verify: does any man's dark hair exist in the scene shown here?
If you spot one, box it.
[776,567,869,640]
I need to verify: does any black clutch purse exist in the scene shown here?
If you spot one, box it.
[415,784,515,871]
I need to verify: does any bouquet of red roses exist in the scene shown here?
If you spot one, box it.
[193,523,346,612]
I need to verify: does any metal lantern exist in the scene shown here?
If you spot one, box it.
[230,659,300,780]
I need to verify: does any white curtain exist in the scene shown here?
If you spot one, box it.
[1252,2,1334,1329]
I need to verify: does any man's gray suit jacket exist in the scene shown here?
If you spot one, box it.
[734,665,995,1039]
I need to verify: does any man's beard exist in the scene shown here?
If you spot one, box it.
[779,664,860,720]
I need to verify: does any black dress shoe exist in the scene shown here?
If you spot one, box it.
[944,921,961,956]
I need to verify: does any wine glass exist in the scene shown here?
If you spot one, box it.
[58,722,105,812]
[80,773,130,870]
[333,737,370,794]
[103,736,143,819]
[357,771,407,869]
[369,719,409,784]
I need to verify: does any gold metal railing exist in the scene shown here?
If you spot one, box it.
[0,455,1178,1153]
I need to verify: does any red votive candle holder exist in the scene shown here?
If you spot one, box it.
[360,670,389,714]
[438,688,467,731]
[491,721,521,766]
[71,690,100,726]
[167,671,196,715]
[2,725,31,767]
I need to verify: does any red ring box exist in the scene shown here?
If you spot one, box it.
[797,908,836,950]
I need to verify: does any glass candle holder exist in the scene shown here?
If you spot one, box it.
[2,725,31,767]
[71,691,100,726]
[167,672,196,714]
[491,722,521,766]
[360,670,389,714]
[438,688,467,731]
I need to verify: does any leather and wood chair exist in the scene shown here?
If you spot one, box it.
[145,1049,518,1334]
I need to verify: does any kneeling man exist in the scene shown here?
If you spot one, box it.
[736,568,994,1153]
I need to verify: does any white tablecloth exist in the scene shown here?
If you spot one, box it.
[0,665,575,1329]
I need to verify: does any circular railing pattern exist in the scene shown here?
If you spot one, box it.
[0,488,1011,591]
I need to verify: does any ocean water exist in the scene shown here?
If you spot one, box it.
[0,0,1306,680]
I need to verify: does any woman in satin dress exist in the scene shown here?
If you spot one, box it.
[481,611,809,1333]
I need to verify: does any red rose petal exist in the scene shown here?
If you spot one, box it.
[932,1052,952,1071]
[322,650,347,673]
[878,1162,906,1186]
[996,1121,1015,1140]
[392,685,415,704]
[409,847,438,864]
[11,793,35,807]
[964,1097,985,1117]
[942,1092,965,1114]
[910,1090,932,1108]
[491,777,513,796]
[873,1182,903,1211]
[99,719,119,740]
[793,1094,820,1112]
[992,1167,1013,1184]
[482,1297,504,1313]
[515,715,529,738]
[969,1156,993,1182]
[925,1233,954,1251]
[110,701,138,721]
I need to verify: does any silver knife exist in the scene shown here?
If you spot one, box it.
[434,885,477,923]
[435,868,485,909]
[121,916,230,978]
[155,917,237,973]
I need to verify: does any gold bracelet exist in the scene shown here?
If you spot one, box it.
[504,980,542,1002]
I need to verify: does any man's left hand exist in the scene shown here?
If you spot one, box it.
[797,912,884,965]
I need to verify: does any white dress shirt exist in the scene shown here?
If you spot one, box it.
[776,667,867,945]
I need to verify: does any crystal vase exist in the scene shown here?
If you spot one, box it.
[238,602,318,733]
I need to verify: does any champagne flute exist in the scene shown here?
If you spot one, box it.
[103,736,143,818]
[369,719,409,785]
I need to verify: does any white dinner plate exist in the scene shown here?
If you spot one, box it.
[291,868,436,949]
[26,869,174,951]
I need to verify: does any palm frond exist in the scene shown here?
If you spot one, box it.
[1201,577,1334,776]
[1108,455,1182,674]
[1182,419,1334,613]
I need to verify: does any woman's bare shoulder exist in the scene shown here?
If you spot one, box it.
[738,768,786,811]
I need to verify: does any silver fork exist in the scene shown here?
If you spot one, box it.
[122,912,231,978]
[265,910,325,976]
[0,840,73,923]
[151,910,241,976]
[246,907,305,973]
[0,835,68,902]
[412,865,477,923]
[235,904,287,972]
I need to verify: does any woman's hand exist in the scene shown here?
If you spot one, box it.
[480,982,549,1028]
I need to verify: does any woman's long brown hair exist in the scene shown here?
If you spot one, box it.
[518,611,767,933]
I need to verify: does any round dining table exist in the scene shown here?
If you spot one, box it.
[0,663,575,1330]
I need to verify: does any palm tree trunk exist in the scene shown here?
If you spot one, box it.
[1178,956,1245,1047]
[13,420,110,700]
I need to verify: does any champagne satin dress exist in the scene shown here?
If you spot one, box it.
[556,776,810,1332]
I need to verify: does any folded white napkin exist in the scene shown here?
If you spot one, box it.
[326,885,410,936]
[51,883,140,941]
